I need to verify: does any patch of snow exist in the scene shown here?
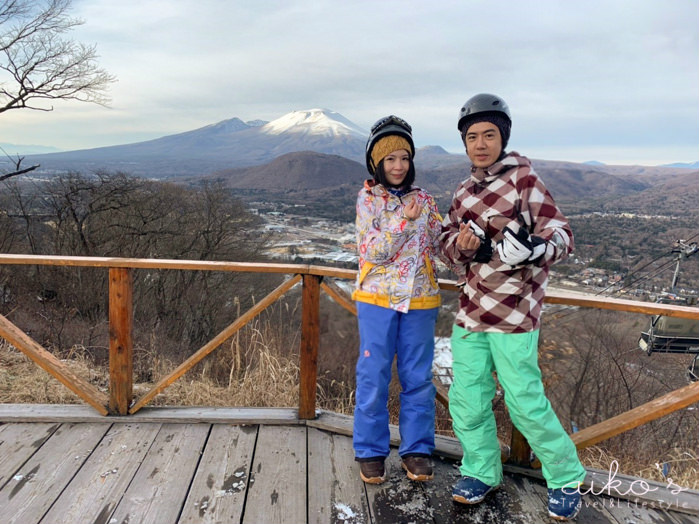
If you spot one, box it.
[433,337,453,385]
[334,502,357,521]
[261,109,367,138]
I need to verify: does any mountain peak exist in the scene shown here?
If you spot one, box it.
[261,109,367,138]
[418,145,450,155]
[198,117,251,134]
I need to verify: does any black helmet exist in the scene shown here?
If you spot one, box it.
[365,115,415,175]
[457,93,511,133]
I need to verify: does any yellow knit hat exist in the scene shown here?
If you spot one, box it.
[370,135,413,168]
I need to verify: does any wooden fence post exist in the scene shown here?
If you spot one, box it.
[508,426,532,466]
[299,274,321,419]
[109,267,133,415]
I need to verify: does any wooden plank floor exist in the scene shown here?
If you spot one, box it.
[0,412,698,523]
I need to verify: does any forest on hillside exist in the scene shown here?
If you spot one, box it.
[0,172,280,366]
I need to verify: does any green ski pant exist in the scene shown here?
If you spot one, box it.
[449,325,586,489]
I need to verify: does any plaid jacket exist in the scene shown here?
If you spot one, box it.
[439,152,573,333]
[353,180,442,313]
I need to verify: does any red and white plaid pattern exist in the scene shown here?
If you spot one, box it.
[439,152,573,333]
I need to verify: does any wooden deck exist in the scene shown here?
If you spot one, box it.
[1,405,698,524]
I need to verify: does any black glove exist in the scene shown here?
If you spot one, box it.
[466,220,493,263]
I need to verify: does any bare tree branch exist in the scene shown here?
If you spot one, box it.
[0,145,39,181]
[0,0,116,114]
[0,164,39,181]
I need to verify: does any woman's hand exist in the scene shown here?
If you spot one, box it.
[403,199,421,220]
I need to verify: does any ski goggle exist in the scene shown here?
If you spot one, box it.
[370,115,412,135]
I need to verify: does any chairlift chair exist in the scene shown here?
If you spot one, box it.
[636,240,699,384]
[638,304,699,355]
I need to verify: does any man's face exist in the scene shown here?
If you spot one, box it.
[463,121,502,168]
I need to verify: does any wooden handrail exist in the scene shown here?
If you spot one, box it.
[438,279,699,320]
[0,255,696,319]
[0,254,697,459]
[0,254,355,279]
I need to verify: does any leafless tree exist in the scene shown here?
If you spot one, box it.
[1,0,115,179]
[541,308,698,464]
[3,171,275,359]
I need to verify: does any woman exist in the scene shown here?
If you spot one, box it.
[352,115,442,484]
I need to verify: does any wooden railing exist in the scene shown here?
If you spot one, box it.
[1,254,698,466]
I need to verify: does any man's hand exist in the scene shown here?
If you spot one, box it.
[456,221,481,251]
[458,220,494,263]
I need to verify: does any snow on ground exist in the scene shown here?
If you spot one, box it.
[433,336,453,385]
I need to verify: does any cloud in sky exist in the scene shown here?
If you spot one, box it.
[2,0,697,165]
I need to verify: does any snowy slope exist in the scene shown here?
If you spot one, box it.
[261,109,367,138]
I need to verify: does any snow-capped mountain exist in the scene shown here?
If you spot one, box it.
[23,109,369,177]
[261,109,366,138]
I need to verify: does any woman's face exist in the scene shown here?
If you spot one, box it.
[382,149,410,186]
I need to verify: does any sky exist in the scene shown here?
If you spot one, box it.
[1,0,698,166]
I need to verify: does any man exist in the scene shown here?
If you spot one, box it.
[439,93,586,521]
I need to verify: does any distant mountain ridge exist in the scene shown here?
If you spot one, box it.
[19,107,698,220]
[661,161,699,169]
[1,142,62,155]
[21,108,698,179]
[169,146,697,225]
[24,109,368,176]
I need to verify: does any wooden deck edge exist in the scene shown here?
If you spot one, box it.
[0,403,301,424]
[308,410,465,461]
[310,411,699,515]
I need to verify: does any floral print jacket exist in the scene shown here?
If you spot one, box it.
[352,180,442,313]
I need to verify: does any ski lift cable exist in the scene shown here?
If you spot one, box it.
[581,256,676,300]
[549,235,698,328]
[619,234,698,288]
[590,235,697,299]
[620,237,699,294]
[614,259,678,294]
[549,259,678,323]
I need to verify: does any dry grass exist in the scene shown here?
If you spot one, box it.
[580,445,699,491]
[0,332,352,413]
[0,342,93,405]
[1,337,698,491]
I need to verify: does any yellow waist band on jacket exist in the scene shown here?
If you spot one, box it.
[351,289,441,310]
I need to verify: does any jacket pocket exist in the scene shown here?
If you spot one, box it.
[357,261,376,287]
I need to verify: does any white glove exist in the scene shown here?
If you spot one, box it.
[497,226,546,266]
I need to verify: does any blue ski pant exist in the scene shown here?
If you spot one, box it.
[353,302,437,459]
[449,325,586,489]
